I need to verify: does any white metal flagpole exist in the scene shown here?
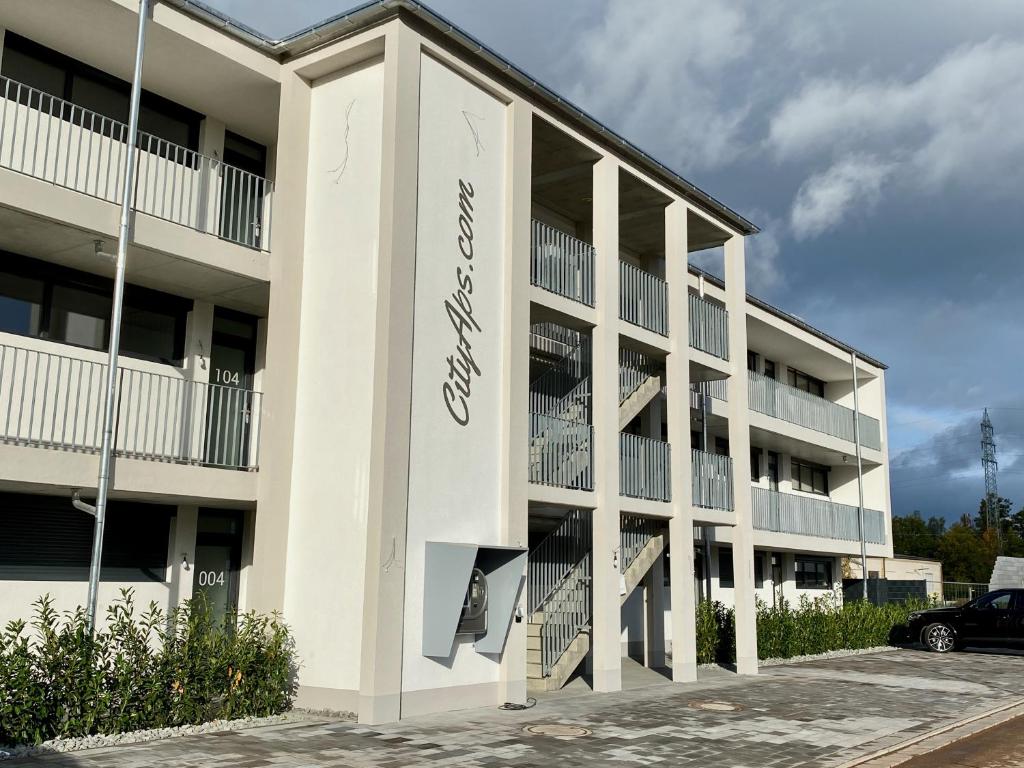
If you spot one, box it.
[85,0,151,632]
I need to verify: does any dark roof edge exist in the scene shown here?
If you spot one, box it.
[161,0,759,236]
[688,264,888,370]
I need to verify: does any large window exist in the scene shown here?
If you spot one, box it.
[718,547,734,588]
[788,367,825,397]
[1,32,202,152]
[750,447,762,482]
[0,493,172,581]
[792,458,829,495]
[0,253,189,365]
[795,557,833,590]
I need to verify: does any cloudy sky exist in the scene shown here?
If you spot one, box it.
[207,0,1024,523]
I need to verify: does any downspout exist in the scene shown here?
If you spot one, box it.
[851,352,868,602]
[84,0,151,632]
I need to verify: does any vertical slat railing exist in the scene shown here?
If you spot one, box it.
[528,413,593,490]
[530,220,595,306]
[687,293,729,359]
[619,261,668,336]
[751,486,886,544]
[539,551,591,677]
[691,449,734,511]
[747,370,881,450]
[619,433,671,501]
[619,513,661,573]
[528,508,591,615]
[0,342,261,470]
[0,75,273,251]
[618,348,660,403]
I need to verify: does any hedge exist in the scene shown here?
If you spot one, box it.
[0,590,296,747]
[696,592,927,665]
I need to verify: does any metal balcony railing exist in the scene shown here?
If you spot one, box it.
[0,342,261,470]
[619,261,668,336]
[692,449,734,511]
[528,412,593,491]
[619,433,671,502]
[619,513,661,573]
[530,220,595,306]
[688,293,729,360]
[751,486,886,545]
[618,348,660,403]
[747,370,882,450]
[690,379,728,411]
[0,76,273,251]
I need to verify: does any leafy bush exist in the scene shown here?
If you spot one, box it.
[0,590,296,747]
[695,592,926,665]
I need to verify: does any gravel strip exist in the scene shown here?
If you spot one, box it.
[0,712,322,761]
[697,645,900,671]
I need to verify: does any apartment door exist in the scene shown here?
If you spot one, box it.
[192,509,243,626]
[205,311,256,469]
[219,131,268,249]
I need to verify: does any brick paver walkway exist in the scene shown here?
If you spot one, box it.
[11,648,1024,767]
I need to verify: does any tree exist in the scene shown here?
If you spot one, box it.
[937,523,996,584]
[892,512,939,558]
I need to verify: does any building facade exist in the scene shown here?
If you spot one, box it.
[0,0,893,724]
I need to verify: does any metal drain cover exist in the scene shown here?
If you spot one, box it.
[524,723,592,737]
[689,700,743,712]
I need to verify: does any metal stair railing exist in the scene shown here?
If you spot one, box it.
[528,412,594,490]
[539,551,591,677]
[619,513,661,574]
[618,348,660,404]
[619,433,671,502]
[531,219,595,307]
[528,509,591,615]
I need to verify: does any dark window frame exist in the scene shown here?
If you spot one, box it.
[1,32,202,154]
[787,366,826,398]
[0,251,189,365]
[750,446,762,482]
[718,547,734,589]
[791,457,829,496]
[795,557,833,590]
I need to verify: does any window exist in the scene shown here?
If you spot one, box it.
[795,558,833,589]
[764,359,776,380]
[792,458,829,495]
[715,436,730,457]
[754,553,764,589]
[788,367,825,398]
[767,451,780,491]
[747,350,759,373]
[1,33,201,152]
[0,492,172,581]
[718,547,734,588]
[691,430,702,450]
[973,591,1012,611]
[0,253,189,364]
[750,447,762,482]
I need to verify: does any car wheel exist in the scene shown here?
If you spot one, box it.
[922,623,956,653]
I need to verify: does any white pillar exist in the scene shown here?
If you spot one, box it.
[169,505,198,609]
[724,234,758,675]
[665,200,697,682]
[590,155,621,693]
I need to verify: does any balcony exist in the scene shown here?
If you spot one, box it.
[0,76,273,251]
[752,486,886,545]
[619,433,671,502]
[748,370,882,450]
[530,220,595,306]
[0,342,261,470]
[529,412,593,491]
[688,294,729,360]
[692,448,733,511]
[689,379,728,410]
[619,262,668,336]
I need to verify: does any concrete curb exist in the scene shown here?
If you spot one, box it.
[835,697,1024,768]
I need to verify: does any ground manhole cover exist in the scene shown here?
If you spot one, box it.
[523,724,592,738]
[689,700,743,712]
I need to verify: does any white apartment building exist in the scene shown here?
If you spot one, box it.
[0,0,893,724]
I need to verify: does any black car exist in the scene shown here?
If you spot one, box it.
[908,588,1024,652]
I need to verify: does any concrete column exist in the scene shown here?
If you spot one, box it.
[590,155,621,693]
[357,23,421,724]
[723,234,758,675]
[168,505,198,609]
[197,117,226,232]
[499,97,532,705]
[665,200,697,682]
[644,553,666,668]
[184,301,214,384]
[248,71,312,616]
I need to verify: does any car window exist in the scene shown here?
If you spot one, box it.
[975,592,1013,610]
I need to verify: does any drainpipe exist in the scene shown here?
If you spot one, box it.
[851,352,868,602]
[84,0,151,632]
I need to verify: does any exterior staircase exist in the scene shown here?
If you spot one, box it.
[526,511,666,692]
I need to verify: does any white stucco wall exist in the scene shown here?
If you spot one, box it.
[283,57,385,696]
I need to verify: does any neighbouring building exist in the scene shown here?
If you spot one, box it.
[0,0,893,723]
[843,555,943,605]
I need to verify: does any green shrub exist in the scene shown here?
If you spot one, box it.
[0,590,296,747]
[696,592,927,665]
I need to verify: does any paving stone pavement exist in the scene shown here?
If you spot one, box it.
[10,648,1024,768]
